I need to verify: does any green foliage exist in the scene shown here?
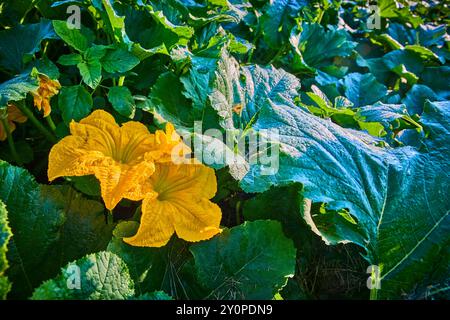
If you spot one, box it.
[0,20,57,73]
[0,162,114,299]
[108,86,135,118]
[0,200,12,299]
[190,220,296,299]
[240,100,450,299]
[32,251,134,300]
[0,0,448,301]
[58,85,93,124]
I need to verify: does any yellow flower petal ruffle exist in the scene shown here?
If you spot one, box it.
[32,75,61,117]
[48,110,158,210]
[124,163,222,247]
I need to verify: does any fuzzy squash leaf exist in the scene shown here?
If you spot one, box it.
[190,220,296,299]
[241,100,450,299]
[0,162,113,298]
[31,251,134,300]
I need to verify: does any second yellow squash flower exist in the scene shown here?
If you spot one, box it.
[32,74,61,117]
[48,110,222,247]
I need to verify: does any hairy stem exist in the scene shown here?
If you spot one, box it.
[16,102,57,143]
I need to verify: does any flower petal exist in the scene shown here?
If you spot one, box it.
[153,163,218,200]
[172,197,222,242]
[48,109,158,210]
[48,135,100,180]
[124,195,175,247]
[126,162,222,247]
[94,160,155,210]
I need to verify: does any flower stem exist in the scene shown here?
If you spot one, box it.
[46,115,57,132]
[118,76,125,87]
[16,102,57,143]
[0,118,22,165]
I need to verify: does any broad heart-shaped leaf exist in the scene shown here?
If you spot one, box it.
[260,0,306,48]
[0,19,57,73]
[57,53,83,66]
[292,22,357,70]
[0,72,39,107]
[0,200,12,299]
[99,0,169,60]
[402,84,439,115]
[209,52,302,131]
[107,86,136,118]
[77,60,102,89]
[101,48,140,74]
[52,20,95,52]
[342,73,387,108]
[147,72,196,129]
[0,162,114,298]
[31,251,134,300]
[58,85,93,124]
[39,185,115,270]
[240,100,450,299]
[356,102,410,124]
[190,220,296,300]
[242,184,309,248]
[180,50,301,131]
[420,66,450,100]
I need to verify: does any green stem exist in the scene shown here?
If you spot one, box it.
[268,45,287,65]
[317,7,325,24]
[106,209,114,225]
[235,201,242,225]
[118,76,125,87]
[16,102,57,143]
[46,115,57,132]
[112,77,117,87]
[20,0,37,24]
[1,118,22,165]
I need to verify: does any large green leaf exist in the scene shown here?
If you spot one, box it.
[0,162,113,298]
[0,200,12,299]
[148,71,195,129]
[243,184,309,247]
[52,20,95,52]
[240,100,450,298]
[292,22,357,71]
[0,72,39,107]
[342,73,387,107]
[180,50,301,131]
[77,60,102,89]
[402,84,439,115]
[0,20,57,72]
[58,85,93,124]
[31,251,134,300]
[420,66,450,100]
[107,86,135,118]
[101,47,140,74]
[190,220,296,299]
[260,0,306,48]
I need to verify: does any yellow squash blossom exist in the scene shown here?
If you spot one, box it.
[48,110,160,210]
[154,122,191,163]
[124,162,222,247]
[32,74,61,117]
[0,104,27,141]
